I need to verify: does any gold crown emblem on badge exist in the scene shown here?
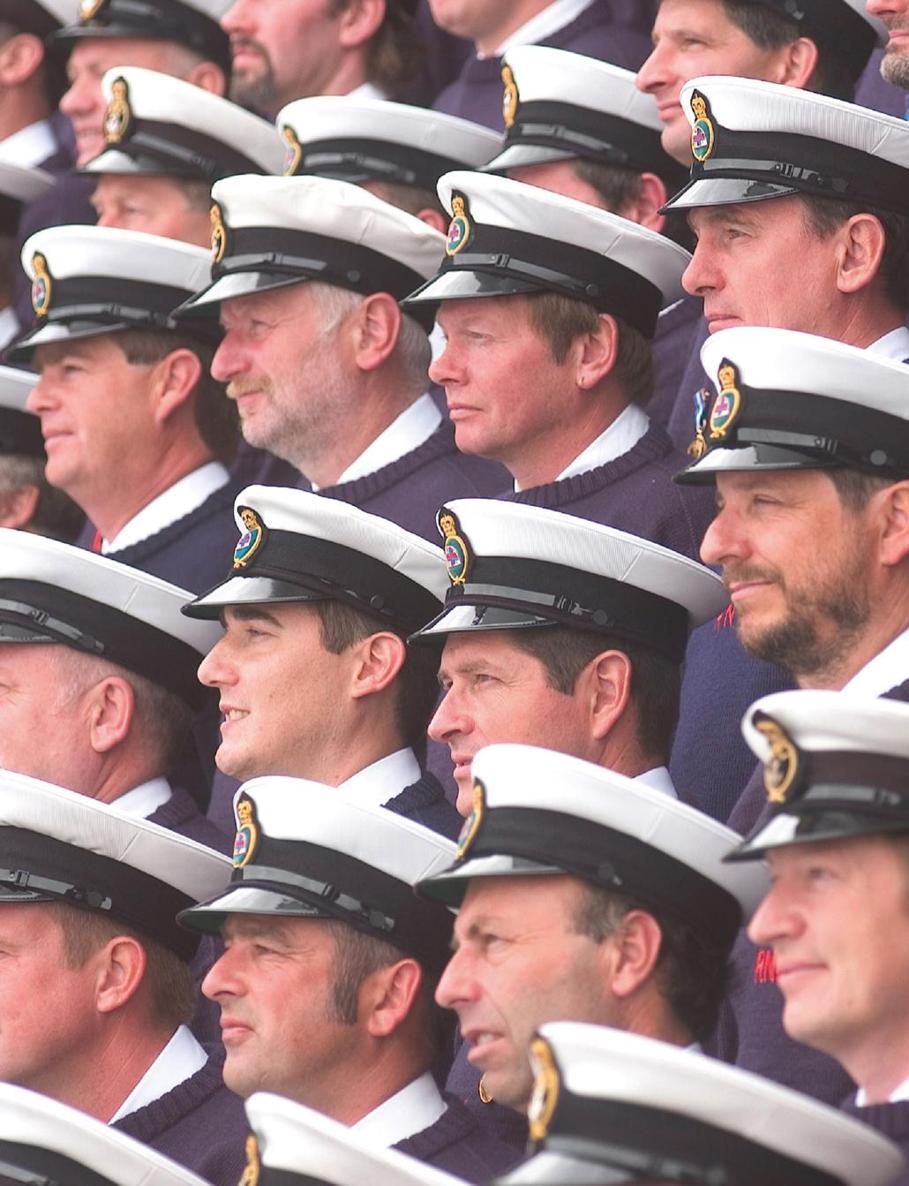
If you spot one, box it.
[80,0,105,19]
[282,125,303,176]
[103,77,131,145]
[501,64,519,129]
[690,89,716,163]
[233,507,264,570]
[210,202,228,266]
[455,778,486,862]
[233,796,260,868]
[754,715,800,805]
[238,1135,260,1186]
[446,194,471,257]
[31,253,53,318]
[528,1037,561,1143]
[708,357,742,442]
[439,508,470,586]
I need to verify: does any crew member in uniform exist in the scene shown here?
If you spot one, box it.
[11,223,241,594]
[404,170,712,558]
[183,485,460,839]
[675,326,909,1106]
[0,771,241,1184]
[177,174,507,541]
[182,778,518,1181]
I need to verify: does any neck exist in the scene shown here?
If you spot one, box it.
[796,610,909,691]
[507,391,631,490]
[291,1042,428,1127]
[475,0,560,54]
[0,90,50,142]
[319,52,371,98]
[621,993,694,1050]
[844,1038,909,1107]
[817,300,904,354]
[289,710,407,786]
[83,439,213,541]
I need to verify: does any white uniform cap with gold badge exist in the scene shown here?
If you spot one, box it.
[418,744,768,953]
[0,367,44,459]
[663,75,909,216]
[277,96,501,190]
[175,174,445,331]
[184,485,447,637]
[84,66,285,181]
[483,45,684,187]
[10,225,212,360]
[497,1022,904,1186]
[404,171,689,340]
[50,0,232,75]
[676,327,909,484]
[0,1082,212,1186]
[0,527,221,711]
[731,691,909,861]
[244,1094,468,1186]
[410,499,727,665]
[0,770,230,960]
[180,777,455,973]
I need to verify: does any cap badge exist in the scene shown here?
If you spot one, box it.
[478,1076,494,1104]
[446,193,472,257]
[438,509,470,586]
[210,202,228,266]
[456,778,486,862]
[688,387,710,460]
[528,1036,561,1143]
[709,360,742,441]
[31,253,53,319]
[501,64,519,129]
[754,714,799,805]
[103,77,132,146]
[238,1135,260,1186]
[233,507,265,569]
[690,90,716,164]
[80,0,105,19]
[233,795,260,869]
[282,124,303,176]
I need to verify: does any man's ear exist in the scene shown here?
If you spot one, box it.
[352,292,402,373]
[576,649,633,742]
[834,214,887,296]
[877,481,909,568]
[0,33,45,87]
[576,313,620,390]
[773,36,820,90]
[349,631,407,701]
[361,957,424,1038]
[337,0,386,50]
[605,909,664,999]
[621,173,668,234]
[185,60,226,97]
[150,348,204,425]
[94,935,148,1014]
[0,484,40,530]
[86,675,136,754]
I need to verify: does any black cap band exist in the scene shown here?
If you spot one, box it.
[539,1091,841,1186]
[495,99,685,186]
[51,0,232,76]
[97,118,271,181]
[0,579,210,710]
[466,806,742,949]
[0,1143,118,1186]
[290,137,467,193]
[0,827,200,960]
[422,223,663,337]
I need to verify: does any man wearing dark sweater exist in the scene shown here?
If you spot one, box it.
[870,0,909,102]
[177,174,506,543]
[183,778,518,1183]
[731,692,909,1184]
[404,170,713,559]
[0,770,242,1186]
[675,327,909,1107]
[11,224,241,596]
[184,485,461,840]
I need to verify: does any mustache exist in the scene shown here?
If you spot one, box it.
[721,564,780,590]
[230,36,269,57]
[227,380,268,401]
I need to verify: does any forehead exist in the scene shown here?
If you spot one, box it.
[68,37,178,75]
[223,601,324,632]
[33,333,121,369]
[94,174,189,202]
[688,196,808,236]
[219,282,314,327]
[222,912,332,946]
[654,0,746,34]
[715,468,837,501]
[441,630,542,670]
[457,873,582,926]
[767,834,907,878]
[437,294,532,333]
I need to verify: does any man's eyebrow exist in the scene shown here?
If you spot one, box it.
[228,605,284,628]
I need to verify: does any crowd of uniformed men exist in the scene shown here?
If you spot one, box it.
[1,1,909,1184]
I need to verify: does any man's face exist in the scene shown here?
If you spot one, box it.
[211,285,353,466]
[429,297,583,477]
[637,0,796,164]
[748,837,909,1078]
[60,39,190,166]
[683,198,843,336]
[0,904,101,1100]
[91,176,211,246]
[867,0,909,89]
[28,336,157,506]
[197,603,355,781]
[436,877,616,1110]
[202,915,361,1102]
[429,632,604,816]
[425,0,525,45]
[700,471,877,679]
[222,0,347,112]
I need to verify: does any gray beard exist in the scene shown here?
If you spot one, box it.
[880,47,909,91]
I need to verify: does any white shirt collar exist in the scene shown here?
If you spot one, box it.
[350,1071,447,1145]
[634,766,678,799]
[0,307,20,353]
[102,461,229,553]
[869,326,909,362]
[550,403,650,486]
[313,395,442,490]
[0,119,56,168]
[338,749,422,808]
[841,627,909,699]
[856,1076,909,1107]
[113,778,173,819]
[108,1025,208,1124]
[491,0,596,56]
[346,81,390,101]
